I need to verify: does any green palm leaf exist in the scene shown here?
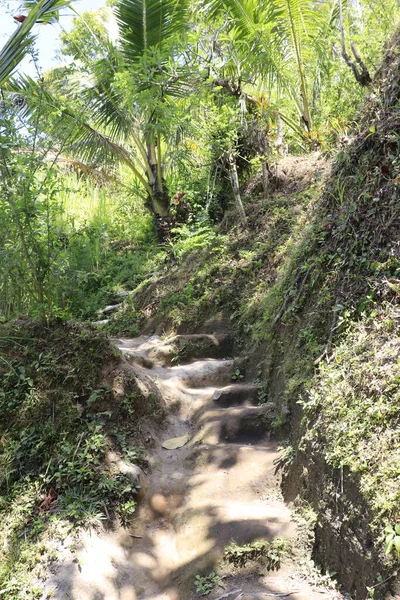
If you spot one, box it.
[0,0,72,87]
[9,75,151,196]
[115,0,189,61]
[204,0,281,39]
[61,46,134,143]
[212,0,258,36]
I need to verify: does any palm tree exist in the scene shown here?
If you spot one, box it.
[10,0,190,238]
[204,0,326,133]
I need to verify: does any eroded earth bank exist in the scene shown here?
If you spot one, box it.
[44,333,346,600]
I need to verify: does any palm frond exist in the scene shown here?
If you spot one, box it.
[204,0,257,37]
[21,0,71,23]
[275,0,324,43]
[0,0,72,86]
[64,49,134,143]
[8,75,152,195]
[115,0,188,61]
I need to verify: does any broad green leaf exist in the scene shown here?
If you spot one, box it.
[394,536,400,555]
[385,536,394,555]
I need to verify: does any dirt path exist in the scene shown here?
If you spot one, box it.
[45,335,345,600]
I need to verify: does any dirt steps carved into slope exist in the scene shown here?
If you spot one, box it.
[44,334,345,600]
[113,333,233,366]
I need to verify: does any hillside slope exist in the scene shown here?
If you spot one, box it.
[107,27,400,599]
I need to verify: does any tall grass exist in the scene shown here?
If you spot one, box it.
[0,166,160,321]
[56,170,152,241]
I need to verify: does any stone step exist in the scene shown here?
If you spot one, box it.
[108,289,135,304]
[113,333,233,367]
[100,303,122,315]
[166,359,235,388]
[196,405,268,445]
[115,290,134,298]
[165,333,233,363]
[92,319,110,327]
[212,383,258,407]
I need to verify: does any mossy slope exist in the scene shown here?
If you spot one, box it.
[118,28,400,599]
[0,320,163,599]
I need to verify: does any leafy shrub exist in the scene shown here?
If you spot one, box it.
[224,538,286,569]
[194,571,222,596]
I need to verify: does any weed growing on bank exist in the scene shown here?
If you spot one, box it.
[300,304,400,534]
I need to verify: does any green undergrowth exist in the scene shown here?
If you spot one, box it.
[0,164,166,324]
[109,173,325,338]
[69,241,165,321]
[0,321,158,599]
[300,303,400,529]
[122,79,400,590]
[57,231,166,323]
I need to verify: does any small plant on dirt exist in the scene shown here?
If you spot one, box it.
[278,442,295,464]
[194,571,222,596]
[231,368,244,382]
[257,386,268,405]
[224,537,286,570]
[170,344,181,364]
[114,433,146,466]
[118,499,137,527]
[384,523,400,559]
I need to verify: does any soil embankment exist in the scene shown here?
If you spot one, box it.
[45,334,344,600]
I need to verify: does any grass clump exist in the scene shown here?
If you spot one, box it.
[223,537,286,570]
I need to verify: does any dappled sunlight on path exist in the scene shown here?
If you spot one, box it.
[44,334,345,600]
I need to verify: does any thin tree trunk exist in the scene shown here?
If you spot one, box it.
[228,151,247,229]
[275,112,285,156]
[261,161,269,198]
[285,0,312,131]
[338,0,371,86]
[156,134,163,193]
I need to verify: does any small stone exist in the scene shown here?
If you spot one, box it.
[118,462,148,497]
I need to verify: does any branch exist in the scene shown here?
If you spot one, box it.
[350,42,372,86]
[213,79,258,105]
[338,0,371,87]
[314,304,339,366]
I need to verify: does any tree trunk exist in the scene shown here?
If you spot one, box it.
[261,161,269,198]
[285,0,312,131]
[144,140,174,242]
[228,151,247,229]
[338,0,371,87]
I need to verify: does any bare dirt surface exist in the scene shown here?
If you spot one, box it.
[243,152,331,199]
[44,335,346,600]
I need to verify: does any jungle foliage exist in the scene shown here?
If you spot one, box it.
[0,0,399,321]
[1,0,400,597]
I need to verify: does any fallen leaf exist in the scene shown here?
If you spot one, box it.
[162,434,190,450]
